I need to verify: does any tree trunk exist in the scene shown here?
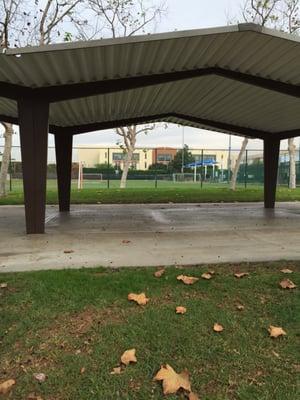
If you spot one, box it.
[120,147,133,189]
[230,137,248,191]
[288,137,296,189]
[0,123,13,197]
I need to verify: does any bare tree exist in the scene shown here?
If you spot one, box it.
[230,0,300,190]
[84,0,166,188]
[0,0,84,197]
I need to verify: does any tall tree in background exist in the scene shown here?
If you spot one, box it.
[0,0,83,197]
[230,0,300,190]
[82,0,166,188]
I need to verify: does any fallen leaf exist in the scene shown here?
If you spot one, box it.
[110,366,122,375]
[213,323,224,332]
[0,379,16,394]
[201,272,212,280]
[188,392,200,400]
[279,279,297,289]
[128,292,149,305]
[271,350,280,358]
[236,304,245,311]
[154,364,191,395]
[177,275,199,285]
[63,249,74,254]
[80,367,85,374]
[154,268,165,278]
[280,268,293,274]
[176,306,187,314]
[234,272,249,278]
[27,394,43,400]
[0,282,8,288]
[33,373,46,383]
[121,349,137,366]
[122,240,131,244]
[208,270,215,275]
[268,325,287,338]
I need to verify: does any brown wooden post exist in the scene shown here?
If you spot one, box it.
[18,98,49,234]
[264,138,280,209]
[55,132,73,212]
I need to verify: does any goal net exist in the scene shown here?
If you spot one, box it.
[172,173,202,183]
[77,164,103,189]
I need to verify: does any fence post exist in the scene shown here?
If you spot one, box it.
[107,148,110,189]
[155,148,158,188]
[201,149,204,189]
[244,149,248,189]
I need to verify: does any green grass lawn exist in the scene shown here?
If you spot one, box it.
[0,262,299,399]
[1,180,300,205]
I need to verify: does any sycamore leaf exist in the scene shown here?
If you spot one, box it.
[154,268,165,278]
[122,240,131,244]
[188,392,200,400]
[279,279,297,289]
[128,292,149,305]
[177,275,199,285]
[213,323,224,332]
[33,373,46,383]
[0,379,16,394]
[110,366,122,375]
[176,306,187,314]
[154,364,191,395]
[0,282,8,288]
[268,325,287,338]
[120,349,137,366]
[280,268,293,274]
[201,272,212,280]
[234,272,249,278]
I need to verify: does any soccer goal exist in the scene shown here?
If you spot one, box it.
[172,173,202,183]
[77,163,103,189]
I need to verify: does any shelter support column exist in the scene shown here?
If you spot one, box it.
[55,132,73,212]
[18,98,49,234]
[264,137,280,209]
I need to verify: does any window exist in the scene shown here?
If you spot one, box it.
[145,162,147,169]
[157,154,172,162]
[112,153,140,161]
[194,154,216,162]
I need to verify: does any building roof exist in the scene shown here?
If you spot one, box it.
[0,23,300,140]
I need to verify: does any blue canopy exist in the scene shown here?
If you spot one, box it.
[186,159,218,168]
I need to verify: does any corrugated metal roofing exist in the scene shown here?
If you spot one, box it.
[0,23,299,137]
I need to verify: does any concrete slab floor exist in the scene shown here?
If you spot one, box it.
[0,202,300,272]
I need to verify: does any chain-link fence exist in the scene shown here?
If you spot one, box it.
[1,145,299,192]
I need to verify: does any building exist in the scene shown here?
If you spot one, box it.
[77,146,235,174]
[77,146,152,171]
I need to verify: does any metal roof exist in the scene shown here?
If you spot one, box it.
[0,23,299,139]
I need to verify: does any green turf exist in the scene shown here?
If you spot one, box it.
[1,180,300,205]
[0,262,299,399]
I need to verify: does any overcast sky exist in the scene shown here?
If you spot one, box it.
[1,0,296,152]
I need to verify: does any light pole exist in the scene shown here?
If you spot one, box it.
[227,134,232,183]
[181,125,185,174]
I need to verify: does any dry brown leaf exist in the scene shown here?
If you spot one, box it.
[177,275,199,285]
[120,349,137,366]
[80,367,86,374]
[176,306,187,314]
[0,379,15,394]
[236,304,245,311]
[154,364,191,395]
[27,394,43,400]
[268,325,287,338]
[154,269,165,278]
[63,249,74,254]
[33,373,46,383]
[122,240,131,244]
[128,292,149,305]
[279,279,297,289]
[280,268,293,274]
[234,272,249,279]
[110,366,122,375]
[188,392,200,400]
[201,272,212,280]
[0,282,8,288]
[213,323,224,332]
